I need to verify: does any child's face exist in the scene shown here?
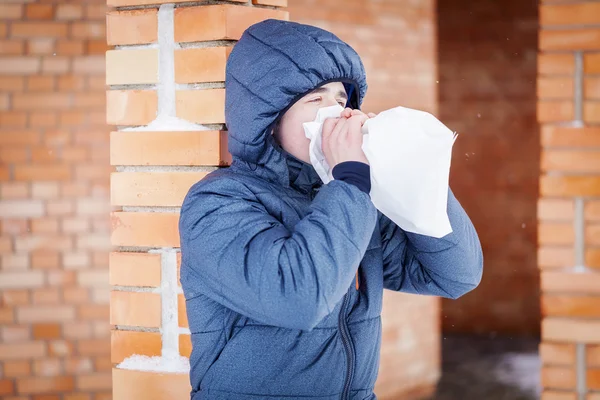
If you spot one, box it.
[274,82,348,164]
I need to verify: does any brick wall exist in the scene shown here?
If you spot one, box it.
[107,1,286,399]
[288,0,440,397]
[0,1,112,399]
[537,1,600,398]
[437,0,540,336]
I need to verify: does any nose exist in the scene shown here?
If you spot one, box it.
[322,95,340,108]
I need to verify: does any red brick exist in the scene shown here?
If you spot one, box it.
[537,101,574,123]
[71,22,106,39]
[111,172,206,207]
[58,76,85,91]
[0,379,14,396]
[16,376,74,394]
[64,358,93,376]
[87,40,110,55]
[542,126,600,148]
[44,129,71,146]
[0,271,44,289]
[2,290,29,305]
[589,369,600,390]
[110,291,161,328]
[12,23,68,38]
[542,150,600,173]
[56,40,84,56]
[538,77,574,99]
[109,252,161,287]
[540,29,600,51]
[94,356,112,372]
[14,165,71,181]
[543,318,600,344]
[31,251,61,270]
[110,130,229,166]
[30,112,58,128]
[112,369,191,400]
[542,296,600,318]
[585,53,600,74]
[41,57,70,74]
[0,57,40,75]
[0,4,24,19]
[541,366,576,390]
[27,38,55,55]
[0,76,25,91]
[18,306,75,323]
[541,176,600,197]
[1,325,30,343]
[63,287,90,304]
[174,47,230,84]
[176,89,226,124]
[1,254,29,270]
[56,4,82,20]
[33,288,60,305]
[540,3,600,26]
[586,77,600,100]
[542,272,600,294]
[76,373,111,391]
[48,340,74,357]
[0,40,25,55]
[13,93,72,110]
[0,112,27,127]
[77,339,110,357]
[585,102,600,124]
[63,252,91,270]
[106,90,157,126]
[179,294,188,328]
[85,5,107,20]
[25,4,54,20]
[538,247,575,269]
[174,5,288,43]
[47,199,74,216]
[180,334,191,357]
[0,342,45,360]
[0,308,14,324]
[106,49,158,85]
[106,9,158,46]
[47,271,76,287]
[111,330,161,363]
[33,359,62,377]
[111,212,179,247]
[33,324,61,340]
[4,361,31,378]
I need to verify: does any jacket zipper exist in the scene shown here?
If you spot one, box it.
[339,288,354,400]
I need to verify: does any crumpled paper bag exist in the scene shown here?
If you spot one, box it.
[302,104,457,238]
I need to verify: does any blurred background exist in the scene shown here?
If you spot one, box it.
[1,0,598,399]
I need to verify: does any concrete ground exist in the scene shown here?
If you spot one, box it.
[429,334,541,400]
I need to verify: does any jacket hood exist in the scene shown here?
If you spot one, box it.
[224,19,368,192]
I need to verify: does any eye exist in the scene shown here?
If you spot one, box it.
[309,97,322,103]
[338,100,346,107]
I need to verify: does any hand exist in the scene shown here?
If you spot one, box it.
[322,108,375,168]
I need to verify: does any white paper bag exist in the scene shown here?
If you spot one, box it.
[302,104,457,238]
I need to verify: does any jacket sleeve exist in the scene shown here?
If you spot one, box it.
[179,176,378,331]
[381,188,483,299]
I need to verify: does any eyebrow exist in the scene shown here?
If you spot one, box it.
[310,87,348,100]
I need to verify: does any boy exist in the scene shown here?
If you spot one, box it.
[179,19,483,400]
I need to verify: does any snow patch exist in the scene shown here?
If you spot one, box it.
[122,114,210,132]
[117,355,190,374]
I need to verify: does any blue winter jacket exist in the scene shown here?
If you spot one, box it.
[179,19,483,400]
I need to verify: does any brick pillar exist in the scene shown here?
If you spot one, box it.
[107,1,287,398]
[538,2,600,398]
[288,1,440,398]
[0,1,111,399]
